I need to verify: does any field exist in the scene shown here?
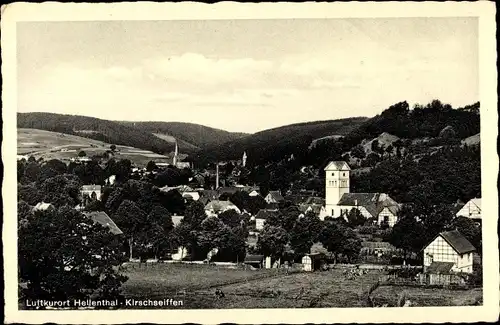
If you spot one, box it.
[17,128,171,166]
[120,263,483,309]
[371,284,483,307]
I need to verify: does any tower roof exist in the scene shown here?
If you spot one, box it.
[324,161,350,171]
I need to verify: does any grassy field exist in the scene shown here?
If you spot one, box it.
[371,284,483,307]
[120,263,483,309]
[120,263,383,309]
[17,128,171,166]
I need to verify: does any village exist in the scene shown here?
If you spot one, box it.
[17,138,483,309]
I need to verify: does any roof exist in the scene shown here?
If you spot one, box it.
[266,191,284,202]
[33,202,54,211]
[171,215,184,227]
[217,187,240,195]
[204,200,240,213]
[199,190,219,199]
[266,202,279,210]
[298,204,323,215]
[337,193,400,218]
[81,185,102,191]
[244,254,265,263]
[255,209,278,220]
[84,211,123,235]
[439,230,476,254]
[285,194,310,205]
[324,161,350,171]
[426,261,455,274]
[198,197,210,206]
[303,253,327,261]
[304,197,325,205]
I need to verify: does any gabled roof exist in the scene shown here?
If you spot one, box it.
[33,202,54,211]
[439,230,476,254]
[171,215,184,227]
[266,191,284,202]
[255,209,277,220]
[426,261,455,274]
[84,211,123,235]
[244,254,265,263]
[304,197,325,205]
[217,187,240,195]
[337,193,400,218]
[324,161,350,171]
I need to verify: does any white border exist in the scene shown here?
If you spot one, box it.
[2,2,498,324]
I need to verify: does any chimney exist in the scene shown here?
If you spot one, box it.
[216,163,220,189]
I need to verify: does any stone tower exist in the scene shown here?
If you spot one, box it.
[324,161,351,216]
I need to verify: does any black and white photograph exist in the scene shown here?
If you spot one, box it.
[2,2,498,324]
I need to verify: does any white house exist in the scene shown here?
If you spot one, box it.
[204,200,241,217]
[33,202,54,212]
[423,230,476,274]
[105,175,116,186]
[182,191,200,201]
[456,198,481,220]
[264,191,285,204]
[254,209,277,231]
[324,161,400,226]
[81,185,102,201]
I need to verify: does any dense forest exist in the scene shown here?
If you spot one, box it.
[191,117,368,166]
[122,121,247,149]
[17,112,175,154]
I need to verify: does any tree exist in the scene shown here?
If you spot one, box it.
[113,200,148,260]
[351,144,366,159]
[110,144,117,152]
[146,160,158,172]
[290,212,322,254]
[256,225,289,259]
[388,208,426,263]
[219,210,242,228]
[183,201,207,230]
[18,206,128,305]
[78,150,87,157]
[347,208,366,228]
[320,218,362,263]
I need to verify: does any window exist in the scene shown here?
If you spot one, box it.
[332,172,335,176]
[332,209,335,216]
[343,172,346,177]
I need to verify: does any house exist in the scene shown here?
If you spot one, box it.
[105,175,116,186]
[182,191,200,201]
[298,204,329,220]
[171,215,184,227]
[244,254,265,269]
[83,211,123,235]
[81,185,102,201]
[175,162,191,169]
[423,230,476,274]
[172,246,188,261]
[204,200,241,217]
[265,202,280,211]
[217,187,240,198]
[33,202,54,212]
[254,209,277,231]
[264,191,285,204]
[302,253,327,272]
[456,198,481,220]
[324,161,400,226]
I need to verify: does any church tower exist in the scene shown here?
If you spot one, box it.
[324,161,351,217]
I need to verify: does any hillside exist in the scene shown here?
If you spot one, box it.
[121,121,248,149]
[191,117,368,165]
[17,128,171,166]
[17,112,179,155]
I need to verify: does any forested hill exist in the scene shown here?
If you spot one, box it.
[190,117,368,165]
[120,121,248,149]
[17,112,176,154]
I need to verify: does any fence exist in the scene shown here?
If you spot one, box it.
[378,273,479,290]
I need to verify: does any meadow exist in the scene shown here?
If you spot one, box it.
[120,263,483,309]
[17,128,171,166]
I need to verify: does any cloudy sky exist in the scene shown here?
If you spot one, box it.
[17,18,478,133]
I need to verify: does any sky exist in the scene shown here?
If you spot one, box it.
[17,18,478,133]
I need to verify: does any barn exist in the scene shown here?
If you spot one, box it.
[302,253,327,272]
[244,254,265,269]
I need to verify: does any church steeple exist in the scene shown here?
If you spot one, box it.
[173,140,178,166]
[324,161,351,217]
[242,151,247,167]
